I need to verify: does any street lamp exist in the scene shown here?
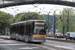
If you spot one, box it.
[49,9,61,36]
[44,9,62,36]
[42,9,55,34]
[48,12,50,30]
[43,11,51,30]
[67,10,69,32]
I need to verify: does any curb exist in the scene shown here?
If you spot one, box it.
[0,37,10,40]
[0,37,75,43]
[46,38,75,43]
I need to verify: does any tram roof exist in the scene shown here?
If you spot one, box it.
[11,20,45,26]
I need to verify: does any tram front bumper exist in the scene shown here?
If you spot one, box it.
[31,37,46,43]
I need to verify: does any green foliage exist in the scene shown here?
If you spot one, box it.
[42,15,49,26]
[0,11,13,34]
[14,12,44,22]
[42,14,58,29]
[56,8,75,34]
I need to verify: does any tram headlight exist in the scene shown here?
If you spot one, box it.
[33,35,34,37]
[45,36,46,37]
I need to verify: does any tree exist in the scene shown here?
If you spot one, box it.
[0,11,13,34]
[13,13,22,22]
[42,14,58,29]
[14,12,44,22]
[56,8,75,34]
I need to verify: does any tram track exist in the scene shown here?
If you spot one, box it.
[27,41,69,50]
[0,37,75,50]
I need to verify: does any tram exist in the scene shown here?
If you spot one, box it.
[10,20,46,43]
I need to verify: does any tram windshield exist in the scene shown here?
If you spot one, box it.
[34,25,46,35]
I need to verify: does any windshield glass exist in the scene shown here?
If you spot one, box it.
[70,32,75,36]
[56,33,63,35]
[34,25,46,35]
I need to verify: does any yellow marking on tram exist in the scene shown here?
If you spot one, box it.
[32,34,46,39]
[35,23,45,25]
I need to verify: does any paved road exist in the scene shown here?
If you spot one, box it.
[44,40,75,50]
[1,36,75,50]
[0,39,46,50]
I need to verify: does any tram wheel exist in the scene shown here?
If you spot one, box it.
[16,37,19,41]
[25,38,29,43]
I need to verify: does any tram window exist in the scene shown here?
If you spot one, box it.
[25,25,31,36]
[13,26,16,33]
[19,25,24,35]
[10,27,13,34]
[20,25,22,35]
[16,25,18,33]
[18,25,20,34]
[25,25,29,35]
[12,26,14,32]
[19,25,21,35]
[32,24,34,34]
[29,25,31,36]
[21,25,24,35]
[29,25,31,33]
[11,26,13,33]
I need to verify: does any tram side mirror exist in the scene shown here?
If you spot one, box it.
[45,24,48,29]
[45,24,46,27]
[45,24,47,25]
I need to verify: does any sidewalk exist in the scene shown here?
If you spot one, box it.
[46,37,66,40]
[0,35,10,39]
